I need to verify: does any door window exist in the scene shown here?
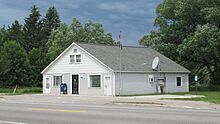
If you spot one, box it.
[46,78,50,89]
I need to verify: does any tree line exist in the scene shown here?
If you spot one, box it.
[140,0,220,86]
[0,5,116,88]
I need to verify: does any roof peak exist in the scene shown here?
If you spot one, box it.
[75,42,147,49]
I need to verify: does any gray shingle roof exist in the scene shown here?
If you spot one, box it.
[77,43,190,73]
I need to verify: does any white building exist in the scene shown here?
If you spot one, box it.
[41,42,190,96]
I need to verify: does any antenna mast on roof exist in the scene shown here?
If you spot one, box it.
[119,31,123,95]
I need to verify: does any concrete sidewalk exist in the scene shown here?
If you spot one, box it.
[0,94,220,110]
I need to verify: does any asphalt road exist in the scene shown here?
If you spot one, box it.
[0,102,220,124]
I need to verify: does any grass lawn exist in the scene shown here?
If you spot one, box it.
[165,91,220,104]
[0,87,42,95]
[116,91,220,104]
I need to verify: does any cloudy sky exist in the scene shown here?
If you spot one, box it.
[0,0,162,46]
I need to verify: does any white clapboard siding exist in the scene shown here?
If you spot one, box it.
[115,73,157,95]
[44,45,109,74]
[165,73,189,93]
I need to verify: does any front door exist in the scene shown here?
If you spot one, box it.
[104,76,112,96]
[72,75,79,94]
[45,77,51,93]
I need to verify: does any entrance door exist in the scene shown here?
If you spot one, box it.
[72,75,79,94]
[45,77,51,93]
[104,76,112,96]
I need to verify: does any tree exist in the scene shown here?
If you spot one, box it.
[0,48,10,74]
[8,20,24,47]
[0,26,9,46]
[0,41,28,87]
[47,18,116,61]
[41,6,61,52]
[47,23,72,61]
[140,0,220,84]
[178,24,220,85]
[42,6,61,35]
[23,5,43,51]
[27,48,46,86]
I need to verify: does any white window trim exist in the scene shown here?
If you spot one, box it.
[53,74,63,87]
[69,54,81,64]
[88,74,102,89]
[69,55,75,63]
[176,76,182,87]
[75,54,81,63]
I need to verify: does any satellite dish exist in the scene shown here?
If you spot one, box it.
[152,57,159,70]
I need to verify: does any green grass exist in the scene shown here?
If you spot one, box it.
[116,91,220,104]
[0,87,42,95]
[0,88,14,93]
[164,91,220,104]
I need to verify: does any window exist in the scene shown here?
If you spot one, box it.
[53,76,62,87]
[70,54,81,63]
[76,55,81,63]
[46,78,50,89]
[73,49,77,53]
[90,75,101,87]
[176,77,182,86]
[70,55,75,63]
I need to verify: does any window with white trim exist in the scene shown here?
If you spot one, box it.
[70,55,75,63]
[90,75,101,88]
[76,55,81,63]
[53,76,62,87]
[176,77,182,87]
[46,78,50,89]
[70,54,81,63]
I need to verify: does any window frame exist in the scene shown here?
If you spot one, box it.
[69,54,81,64]
[89,75,101,88]
[46,78,50,89]
[176,76,182,87]
[53,75,62,87]
[70,55,75,63]
[76,54,81,63]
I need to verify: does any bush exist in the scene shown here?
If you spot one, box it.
[0,88,13,93]
[190,85,220,91]
[16,87,42,94]
[0,87,42,94]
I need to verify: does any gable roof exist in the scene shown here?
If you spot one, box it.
[41,42,190,74]
[77,43,190,73]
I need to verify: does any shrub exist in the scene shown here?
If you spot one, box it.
[190,85,220,91]
[16,87,42,94]
[0,88,13,93]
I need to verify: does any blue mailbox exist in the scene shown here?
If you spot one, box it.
[60,83,67,94]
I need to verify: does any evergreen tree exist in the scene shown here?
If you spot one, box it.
[41,6,61,52]
[23,5,43,51]
[8,20,24,47]
[42,6,61,36]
